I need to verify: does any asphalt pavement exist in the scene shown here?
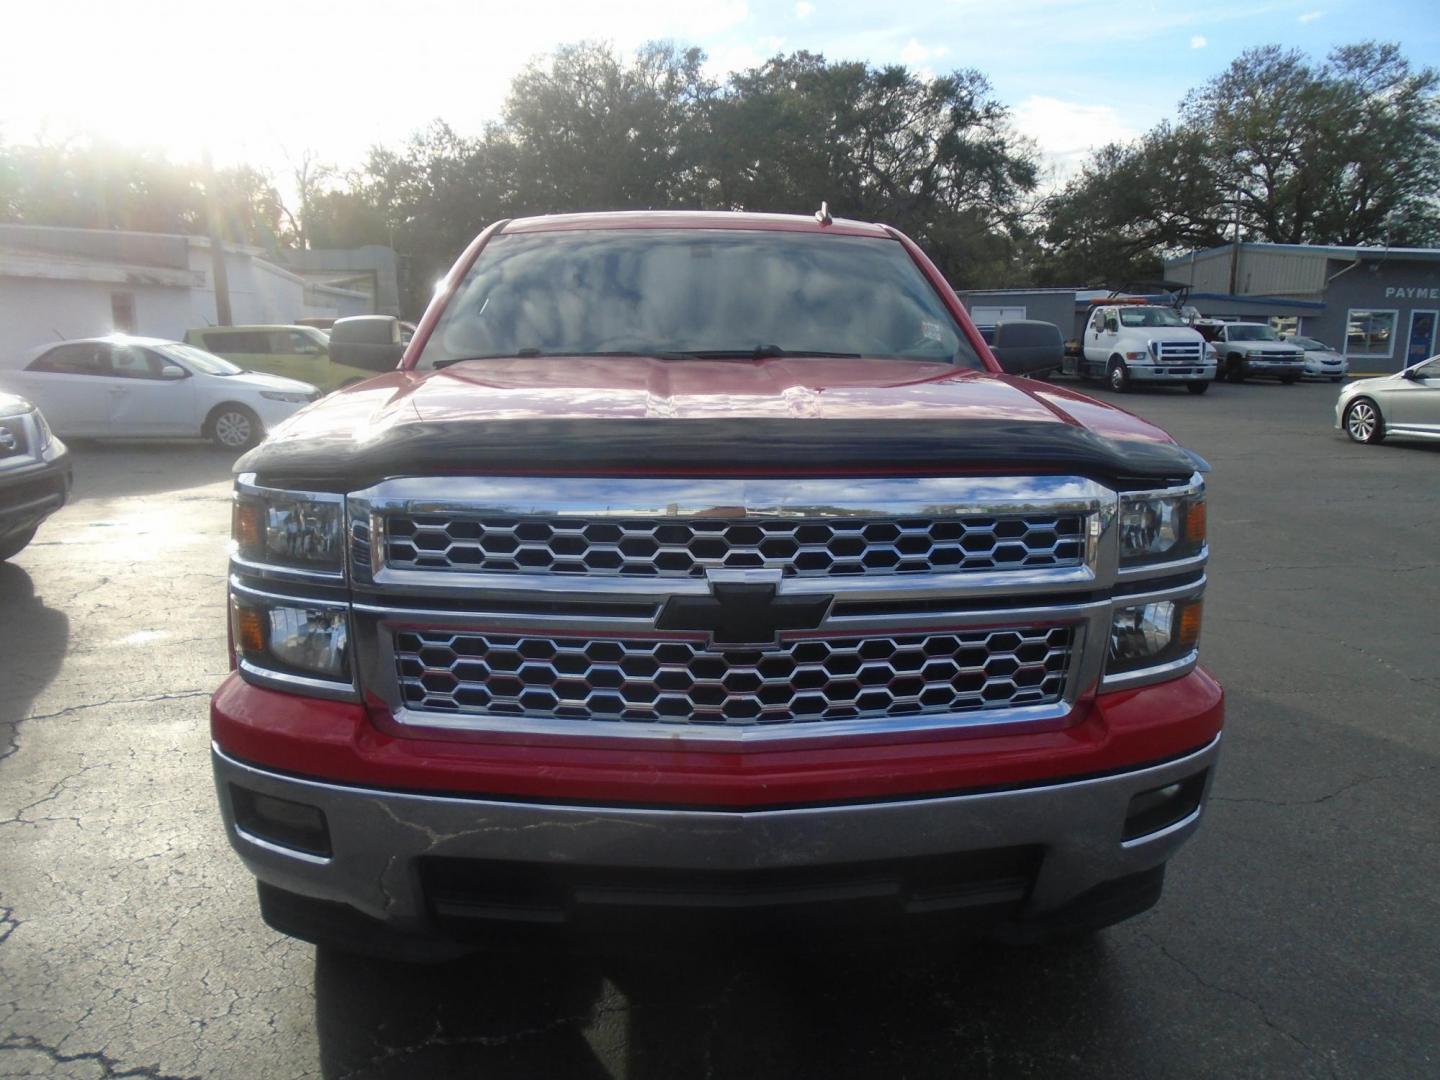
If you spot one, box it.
[1,378,1437,1079]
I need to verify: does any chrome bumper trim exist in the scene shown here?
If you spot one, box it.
[213,732,1222,928]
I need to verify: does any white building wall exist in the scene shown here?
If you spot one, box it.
[0,277,192,359]
[185,248,307,329]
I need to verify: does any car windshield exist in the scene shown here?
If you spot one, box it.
[1226,325,1280,341]
[1289,336,1329,350]
[156,343,245,375]
[1117,307,1186,327]
[416,229,980,369]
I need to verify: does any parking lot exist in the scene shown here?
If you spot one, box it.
[1,378,1437,1080]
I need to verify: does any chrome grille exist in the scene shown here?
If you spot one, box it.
[383,514,1087,578]
[1156,342,1203,363]
[393,625,1074,726]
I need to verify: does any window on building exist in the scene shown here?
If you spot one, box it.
[1269,316,1300,337]
[1345,309,1398,357]
[110,292,136,334]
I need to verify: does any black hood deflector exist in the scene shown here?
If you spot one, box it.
[239,417,1199,491]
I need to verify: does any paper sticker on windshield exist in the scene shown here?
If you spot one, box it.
[920,320,945,342]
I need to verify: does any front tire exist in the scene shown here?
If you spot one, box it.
[1186,380,1210,395]
[1344,398,1385,444]
[1225,355,1247,383]
[207,404,263,450]
[0,525,38,562]
[1107,358,1130,393]
[1280,375,1299,385]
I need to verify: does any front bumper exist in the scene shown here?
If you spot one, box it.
[0,443,71,539]
[1239,356,1305,376]
[1127,364,1216,382]
[213,728,1221,953]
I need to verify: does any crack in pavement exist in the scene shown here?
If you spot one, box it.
[0,690,212,764]
[1211,768,1432,809]
[0,1035,201,1080]
[1139,934,1329,1067]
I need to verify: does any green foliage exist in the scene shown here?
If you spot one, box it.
[1039,41,1440,285]
[0,138,285,247]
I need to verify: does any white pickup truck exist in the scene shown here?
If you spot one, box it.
[1194,322,1306,384]
[1063,304,1216,395]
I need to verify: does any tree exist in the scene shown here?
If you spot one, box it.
[703,52,1038,285]
[1182,42,1440,247]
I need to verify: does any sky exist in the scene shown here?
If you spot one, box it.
[3,0,1438,192]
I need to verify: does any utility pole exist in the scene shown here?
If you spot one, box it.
[1227,186,1242,296]
[202,148,233,325]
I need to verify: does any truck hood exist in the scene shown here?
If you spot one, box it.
[241,356,1199,489]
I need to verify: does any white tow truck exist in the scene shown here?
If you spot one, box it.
[1062,300,1216,394]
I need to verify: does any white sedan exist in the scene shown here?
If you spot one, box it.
[1284,335,1348,382]
[0,336,320,449]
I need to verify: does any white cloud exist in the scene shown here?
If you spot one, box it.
[1298,10,1324,22]
[795,1,814,19]
[1190,35,1207,49]
[1012,96,1141,185]
[899,38,949,67]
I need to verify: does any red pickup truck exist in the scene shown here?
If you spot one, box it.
[212,212,1221,960]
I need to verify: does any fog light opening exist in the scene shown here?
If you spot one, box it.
[1122,770,1208,842]
[230,785,332,858]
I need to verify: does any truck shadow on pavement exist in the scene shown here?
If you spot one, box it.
[316,935,1123,1079]
[0,563,69,762]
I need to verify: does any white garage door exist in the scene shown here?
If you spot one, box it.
[969,305,1026,326]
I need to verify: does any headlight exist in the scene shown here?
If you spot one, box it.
[260,390,311,403]
[233,489,344,571]
[1124,350,1149,361]
[32,408,53,453]
[1119,488,1205,565]
[1108,598,1203,675]
[232,598,350,680]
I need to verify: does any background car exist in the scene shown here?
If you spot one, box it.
[0,337,319,450]
[185,324,383,391]
[1336,353,1440,444]
[1285,335,1348,381]
[0,392,70,561]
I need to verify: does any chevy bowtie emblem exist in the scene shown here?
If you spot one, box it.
[656,580,832,647]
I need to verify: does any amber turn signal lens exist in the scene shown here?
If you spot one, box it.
[1184,500,1207,546]
[1177,601,1203,651]
[233,500,262,552]
[234,605,265,655]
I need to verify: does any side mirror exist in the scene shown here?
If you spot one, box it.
[160,365,188,380]
[990,320,1064,377]
[329,316,405,373]
[1104,319,1119,333]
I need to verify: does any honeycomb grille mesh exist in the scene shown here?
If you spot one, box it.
[384,514,1087,578]
[394,625,1074,726]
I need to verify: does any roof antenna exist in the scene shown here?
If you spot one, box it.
[815,201,833,226]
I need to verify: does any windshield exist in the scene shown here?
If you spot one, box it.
[1117,307,1186,328]
[156,343,245,375]
[1226,324,1280,341]
[417,229,980,370]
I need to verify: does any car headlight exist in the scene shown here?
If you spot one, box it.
[1108,598,1203,675]
[232,597,350,680]
[31,408,53,453]
[1119,487,1206,565]
[260,390,311,403]
[232,489,345,571]
[1124,350,1149,361]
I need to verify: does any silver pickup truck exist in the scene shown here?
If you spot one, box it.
[1197,322,1306,384]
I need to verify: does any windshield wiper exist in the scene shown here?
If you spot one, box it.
[431,346,865,369]
[678,346,863,360]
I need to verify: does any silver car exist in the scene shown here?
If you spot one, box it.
[1285,335,1348,382]
[1336,354,1440,444]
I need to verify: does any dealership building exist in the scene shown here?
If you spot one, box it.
[958,243,1440,376]
[1165,242,1440,374]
